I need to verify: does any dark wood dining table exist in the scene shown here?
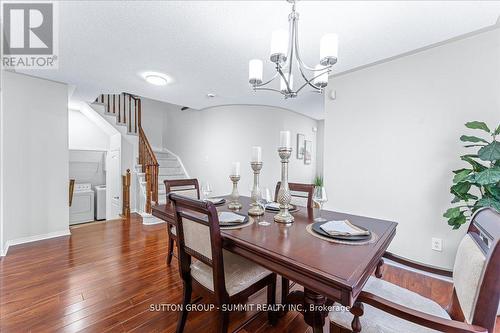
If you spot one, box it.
[152,195,397,332]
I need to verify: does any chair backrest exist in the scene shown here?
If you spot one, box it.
[164,178,200,204]
[450,208,499,332]
[169,193,227,296]
[274,182,315,208]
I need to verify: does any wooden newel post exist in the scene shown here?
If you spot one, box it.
[145,165,152,214]
[121,169,131,218]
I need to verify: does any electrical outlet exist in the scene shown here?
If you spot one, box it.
[432,238,443,252]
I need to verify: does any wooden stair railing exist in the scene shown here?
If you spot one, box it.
[95,92,159,214]
[121,169,131,218]
[69,179,75,206]
[139,127,159,212]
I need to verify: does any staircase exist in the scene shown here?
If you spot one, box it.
[136,150,188,205]
[91,93,188,224]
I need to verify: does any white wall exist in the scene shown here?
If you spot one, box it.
[69,150,106,186]
[141,98,168,151]
[324,28,500,269]
[68,109,110,150]
[162,104,319,198]
[1,71,69,254]
[316,120,325,177]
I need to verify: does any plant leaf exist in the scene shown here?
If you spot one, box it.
[494,124,500,136]
[465,121,490,133]
[484,185,500,200]
[453,169,472,183]
[451,182,472,200]
[447,213,467,229]
[443,207,461,218]
[477,197,500,211]
[464,144,487,148]
[460,155,487,172]
[478,141,500,162]
[460,135,489,143]
[473,167,500,185]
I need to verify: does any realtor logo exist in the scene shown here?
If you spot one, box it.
[1,1,58,68]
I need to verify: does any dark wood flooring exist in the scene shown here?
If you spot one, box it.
[0,214,497,332]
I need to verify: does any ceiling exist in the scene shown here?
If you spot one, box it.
[19,1,500,119]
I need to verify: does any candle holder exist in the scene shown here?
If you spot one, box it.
[228,175,242,210]
[274,147,294,224]
[248,162,264,216]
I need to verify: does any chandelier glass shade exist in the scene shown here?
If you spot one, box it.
[248,0,338,98]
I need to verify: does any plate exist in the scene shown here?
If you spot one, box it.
[311,221,371,241]
[265,203,299,213]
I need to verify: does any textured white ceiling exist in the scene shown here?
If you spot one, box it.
[20,1,500,119]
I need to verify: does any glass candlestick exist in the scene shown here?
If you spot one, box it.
[248,162,264,216]
[274,147,294,223]
[228,175,242,210]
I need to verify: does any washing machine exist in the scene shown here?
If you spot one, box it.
[94,185,106,220]
[70,183,95,225]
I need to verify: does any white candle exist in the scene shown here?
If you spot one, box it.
[279,131,291,148]
[231,162,240,176]
[251,146,262,163]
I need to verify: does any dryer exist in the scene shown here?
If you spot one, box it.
[70,183,95,225]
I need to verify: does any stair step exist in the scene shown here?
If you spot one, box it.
[158,161,178,166]
[155,151,174,158]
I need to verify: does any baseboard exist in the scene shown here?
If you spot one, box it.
[1,229,71,256]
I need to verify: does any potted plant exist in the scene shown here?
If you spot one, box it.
[444,121,500,229]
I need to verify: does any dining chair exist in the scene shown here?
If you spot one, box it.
[329,207,500,333]
[164,178,201,266]
[274,181,315,208]
[169,193,277,333]
[274,181,315,311]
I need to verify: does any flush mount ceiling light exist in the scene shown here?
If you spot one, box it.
[141,72,171,86]
[248,0,338,98]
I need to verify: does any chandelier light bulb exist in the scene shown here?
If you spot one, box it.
[270,29,288,63]
[320,33,338,66]
[313,65,328,88]
[248,59,263,85]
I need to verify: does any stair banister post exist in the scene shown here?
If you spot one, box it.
[145,165,152,214]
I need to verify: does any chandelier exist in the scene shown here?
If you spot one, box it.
[248,0,338,99]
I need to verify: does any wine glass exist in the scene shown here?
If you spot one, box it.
[202,182,212,200]
[313,186,328,222]
[257,187,272,226]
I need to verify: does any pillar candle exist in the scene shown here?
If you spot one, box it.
[279,131,291,148]
[251,146,262,163]
[231,162,240,176]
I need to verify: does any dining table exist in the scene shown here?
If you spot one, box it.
[152,195,397,332]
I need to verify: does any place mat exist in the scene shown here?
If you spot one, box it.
[220,218,254,230]
[306,223,378,245]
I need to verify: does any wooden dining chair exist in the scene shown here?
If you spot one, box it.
[329,207,500,333]
[164,178,201,266]
[274,181,315,310]
[274,181,315,209]
[169,193,277,333]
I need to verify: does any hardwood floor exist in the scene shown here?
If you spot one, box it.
[0,214,497,332]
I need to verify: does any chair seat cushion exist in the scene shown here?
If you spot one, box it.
[191,250,272,296]
[329,277,450,333]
